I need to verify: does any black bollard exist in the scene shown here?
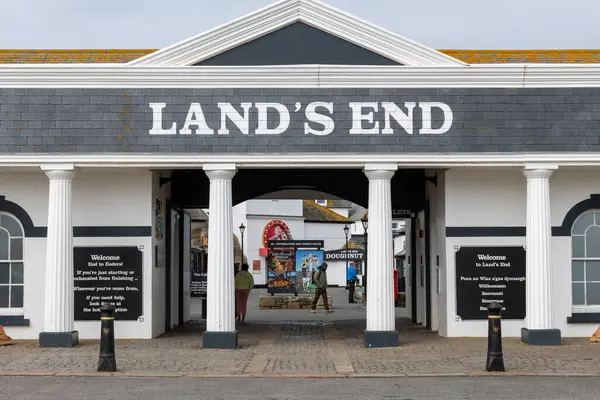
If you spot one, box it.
[485,302,505,372]
[98,302,117,372]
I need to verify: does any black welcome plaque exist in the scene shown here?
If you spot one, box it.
[190,271,207,297]
[74,246,143,321]
[455,246,526,320]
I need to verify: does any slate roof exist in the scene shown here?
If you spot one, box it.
[303,200,351,223]
[1,49,600,64]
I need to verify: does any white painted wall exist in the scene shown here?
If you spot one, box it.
[246,199,302,217]
[424,172,447,335]
[415,211,425,326]
[151,172,169,338]
[445,168,600,338]
[182,213,191,323]
[168,210,180,330]
[1,170,156,340]
[330,207,350,218]
[404,218,413,320]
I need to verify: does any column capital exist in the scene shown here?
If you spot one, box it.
[203,163,237,180]
[523,169,554,180]
[41,165,76,180]
[364,163,397,181]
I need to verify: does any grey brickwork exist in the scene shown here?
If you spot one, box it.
[0,88,598,154]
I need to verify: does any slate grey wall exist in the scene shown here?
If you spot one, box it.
[0,88,598,154]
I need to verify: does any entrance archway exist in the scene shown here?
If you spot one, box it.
[163,166,434,349]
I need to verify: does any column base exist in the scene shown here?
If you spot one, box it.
[521,328,561,346]
[39,331,79,348]
[364,330,399,348]
[203,331,238,349]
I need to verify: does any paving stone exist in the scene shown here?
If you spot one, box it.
[2,289,600,376]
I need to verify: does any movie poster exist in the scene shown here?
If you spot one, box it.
[295,250,324,293]
[267,249,297,294]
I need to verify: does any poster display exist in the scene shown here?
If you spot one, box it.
[455,246,526,320]
[295,250,324,293]
[74,246,143,321]
[252,260,261,274]
[267,249,296,294]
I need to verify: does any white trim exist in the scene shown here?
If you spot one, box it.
[0,308,24,316]
[2,64,600,88]
[573,306,600,313]
[128,0,464,67]
[4,153,600,169]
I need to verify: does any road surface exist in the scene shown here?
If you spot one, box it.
[1,376,598,399]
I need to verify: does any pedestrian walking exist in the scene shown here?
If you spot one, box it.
[311,263,333,313]
[347,262,358,303]
[235,263,254,322]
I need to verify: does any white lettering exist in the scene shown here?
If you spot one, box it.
[255,103,290,135]
[381,102,415,135]
[419,102,453,135]
[147,101,454,137]
[477,254,507,261]
[304,102,334,136]
[149,103,176,135]
[179,103,214,135]
[217,103,252,135]
[349,102,379,134]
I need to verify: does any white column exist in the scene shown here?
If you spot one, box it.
[364,164,397,337]
[41,166,77,341]
[524,168,554,330]
[204,165,236,336]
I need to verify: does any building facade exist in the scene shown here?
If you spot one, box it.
[1,0,600,348]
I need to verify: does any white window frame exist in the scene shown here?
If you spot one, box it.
[0,212,25,315]
[571,210,600,313]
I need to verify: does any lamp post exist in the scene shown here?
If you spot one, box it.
[343,225,349,290]
[239,223,246,265]
[361,215,368,303]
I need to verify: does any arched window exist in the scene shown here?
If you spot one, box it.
[0,211,24,311]
[571,210,600,311]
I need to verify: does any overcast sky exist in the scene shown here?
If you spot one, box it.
[0,0,597,50]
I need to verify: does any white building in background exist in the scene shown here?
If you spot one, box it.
[231,199,354,287]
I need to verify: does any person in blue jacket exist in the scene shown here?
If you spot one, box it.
[347,262,358,303]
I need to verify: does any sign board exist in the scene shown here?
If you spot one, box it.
[392,209,413,218]
[455,246,526,320]
[324,248,364,261]
[268,240,324,248]
[190,271,207,297]
[74,246,143,321]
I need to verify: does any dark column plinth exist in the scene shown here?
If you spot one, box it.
[521,328,562,346]
[39,331,79,348]
[364,330,399,348]
[203,331,238,349]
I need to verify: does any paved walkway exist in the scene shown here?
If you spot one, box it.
[2,289,600,377]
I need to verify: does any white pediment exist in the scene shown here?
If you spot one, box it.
[129,0,466,67]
